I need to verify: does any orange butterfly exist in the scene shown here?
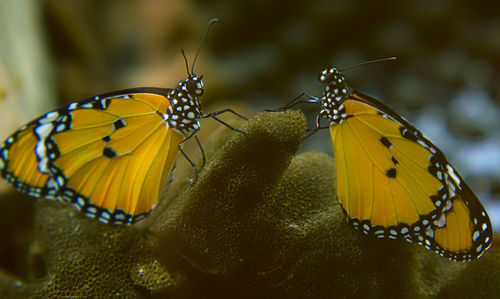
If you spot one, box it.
[278,61,493,261]
[0,18,246,225]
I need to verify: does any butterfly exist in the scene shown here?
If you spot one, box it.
[277,60,493,261]
[0,18,246,225]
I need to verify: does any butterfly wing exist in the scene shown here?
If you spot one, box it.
[411,172,492,261]
[0,122,52,197]
[0,88,184,224]
[330,91,492,261]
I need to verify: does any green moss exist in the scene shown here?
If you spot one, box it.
[0,110,498,298]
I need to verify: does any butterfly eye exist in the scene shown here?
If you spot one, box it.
[186,80,198,94]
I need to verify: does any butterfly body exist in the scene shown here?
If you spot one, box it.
[0,73,205,225]
[165,75,204,135]
[286,66,493,261]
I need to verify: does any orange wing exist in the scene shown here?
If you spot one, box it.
[0,89,183,224]
[330,92,492,261]
[410,182,492,260]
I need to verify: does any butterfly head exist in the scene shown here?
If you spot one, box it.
[180,75,204,97]
[318,66,352,102]
[318,67,347,87]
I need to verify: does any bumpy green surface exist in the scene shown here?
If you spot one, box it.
[0,111,498,298]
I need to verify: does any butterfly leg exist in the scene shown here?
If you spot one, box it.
[178,131,200,184]
[265,92,320,112]
[203,109,248,136]
[203,108,248,121]
[194,135,206,169]
[303,111,329,140]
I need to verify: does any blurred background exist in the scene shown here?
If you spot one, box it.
[0,0,499,276]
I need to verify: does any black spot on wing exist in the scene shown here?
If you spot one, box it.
[103,147,117,158]
[380,136,392,148]
[102,136,111,142]
[112,119,126,131]
[102,98,112,109]
[399,126,418,142]
[386,167,397,178]
[391,156,399,165]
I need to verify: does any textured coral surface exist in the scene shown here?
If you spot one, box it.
[0,111,498,298]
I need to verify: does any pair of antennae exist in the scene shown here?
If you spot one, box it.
[181,17,395,77]
[182,17,219,77]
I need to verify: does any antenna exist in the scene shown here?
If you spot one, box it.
[341,56,397,72]
[181,49,190,76]
[191,17,219,75]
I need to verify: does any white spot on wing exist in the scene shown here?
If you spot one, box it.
[81,103,93,108]
[446,165,461,185]
[68,102,78,110]
[472,231,480,242]
[434,213,446,228]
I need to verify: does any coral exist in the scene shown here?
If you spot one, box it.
[0,110,498,298]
